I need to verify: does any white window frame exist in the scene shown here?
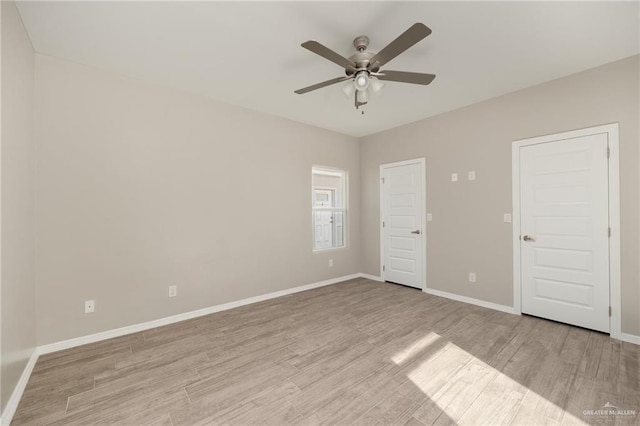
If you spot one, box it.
[312,166,348,252]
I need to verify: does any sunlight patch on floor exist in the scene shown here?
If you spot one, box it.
[391,336,586,425]
[391,332,440,365]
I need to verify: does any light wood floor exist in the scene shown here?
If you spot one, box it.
[12,278,640,425]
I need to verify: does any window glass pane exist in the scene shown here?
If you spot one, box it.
[312,167,346,251]
[312,170,344,209]
[333,210,344,247]
[312,210,345,250]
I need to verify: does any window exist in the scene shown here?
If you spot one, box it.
[312,167,346,251]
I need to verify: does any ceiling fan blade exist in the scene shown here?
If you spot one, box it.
[368,23,432,69]
[301,41,356,70]
[294,76,351,94]
[377,70,436,85]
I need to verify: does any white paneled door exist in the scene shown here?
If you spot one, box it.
[381,160,425,289]
[519,134,610,332]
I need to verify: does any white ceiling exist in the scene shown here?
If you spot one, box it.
[16,1,640,137]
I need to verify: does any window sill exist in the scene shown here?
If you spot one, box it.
[313,246,348,254]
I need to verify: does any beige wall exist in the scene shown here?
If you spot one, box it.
[34,54,361,345]
[360,55,640,336]
[1,0,37,412]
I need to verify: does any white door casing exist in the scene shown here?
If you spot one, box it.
[380,159,426,289]
[513,123,620,337]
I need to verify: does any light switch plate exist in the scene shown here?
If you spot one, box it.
[504,213,512,223]
[451,173,458,182]
[468,171,476,181]
[426,213,433,222]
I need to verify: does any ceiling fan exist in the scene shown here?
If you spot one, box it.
[294,23,436,110]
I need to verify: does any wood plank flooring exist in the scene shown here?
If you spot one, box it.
[12,278,640,425]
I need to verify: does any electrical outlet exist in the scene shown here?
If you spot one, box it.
[426,213,433,222]
[451,173,458,182]
[468,272,477,283]
[169,285,177,297]
[85,300,95,313]
[468,171,476,181]
[504,213,512,223]
[328,259,334,268]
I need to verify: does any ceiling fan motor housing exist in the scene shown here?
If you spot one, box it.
[346,36,380,75]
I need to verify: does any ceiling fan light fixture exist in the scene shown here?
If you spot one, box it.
[294,23,435,110]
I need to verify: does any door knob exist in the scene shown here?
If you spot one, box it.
[522,235,535,242]
[411,230,421,235]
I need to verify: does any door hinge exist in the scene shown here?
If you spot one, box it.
[383,265,386,272]
[382,221,385,228]
[608,227,611,238]
[607,146,610,159]
[609,306,612,317]
[381,177,385,184]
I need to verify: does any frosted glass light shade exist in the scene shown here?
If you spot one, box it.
[354,72,369,90]
[356,89,369,104]
[369,78,384,94]
[342,81,356,98]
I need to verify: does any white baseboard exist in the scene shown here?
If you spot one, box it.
[358,273,384,282]
[38,273,360,355]
[1,349,39,426]
[423,287,516,315]
[618,332,640,345]
[423,287,638,346]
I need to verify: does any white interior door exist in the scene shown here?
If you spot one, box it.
[519,134,610,332]
[381,160,425,289]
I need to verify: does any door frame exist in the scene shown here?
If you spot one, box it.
[379,158,427,291]
[511,123,621,339]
